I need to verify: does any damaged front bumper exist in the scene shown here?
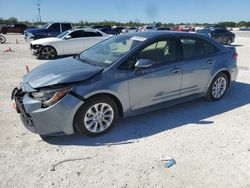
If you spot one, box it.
[11,86,83,136]
[30,44,42,56]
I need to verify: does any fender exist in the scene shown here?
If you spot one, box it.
[205,68,231,92]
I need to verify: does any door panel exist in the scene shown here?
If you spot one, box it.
[180,38,217,96]
[128,63,182,111]
[127,38,182,111]
[181,58,213,96]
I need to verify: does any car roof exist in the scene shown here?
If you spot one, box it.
[68,28,102,32]
[122,31,205,39]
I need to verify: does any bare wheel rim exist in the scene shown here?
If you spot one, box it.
[212,77,227,99]
[84,103,114,133]
[42,47,56,59]
[0,36,5,43]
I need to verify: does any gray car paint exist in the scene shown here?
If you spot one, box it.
[16,31,238,136]
[23,57,103,88]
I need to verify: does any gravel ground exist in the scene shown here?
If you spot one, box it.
[0,33,250,188]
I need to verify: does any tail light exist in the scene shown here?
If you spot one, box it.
[232,52,238,59]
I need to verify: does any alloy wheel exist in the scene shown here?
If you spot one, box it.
[84,103,114,133]
[41,47,56,59]
[212,77,227,99]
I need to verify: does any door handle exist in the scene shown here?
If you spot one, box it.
[170,67,182,74]
[207,60,215,64]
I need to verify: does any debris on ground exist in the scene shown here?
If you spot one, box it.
[159,156,176,168]
[3,47,14,52]
[50,154,97,171]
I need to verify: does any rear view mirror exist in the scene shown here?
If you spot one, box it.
[135,59,155,69]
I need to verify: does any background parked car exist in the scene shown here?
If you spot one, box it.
[155,27,171,31]
[24,22,73,40]
[92,25,119,35]
[0,24,27,34]
[30,28,111,59]
[197,28,235,45]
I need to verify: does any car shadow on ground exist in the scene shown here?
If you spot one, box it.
[45,81,250,146]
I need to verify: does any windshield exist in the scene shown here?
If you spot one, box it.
[79,35,145,67]
[57,30,71,38]
[41,23,50,29]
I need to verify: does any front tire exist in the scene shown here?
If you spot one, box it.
[74,96,119,137]
[206,72,228,101]
[39,46,57,59]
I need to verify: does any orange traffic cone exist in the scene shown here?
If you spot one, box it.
[3,47,14,52]
[16,38,19,44]
[12,100,16,109]
[25,65,30,74]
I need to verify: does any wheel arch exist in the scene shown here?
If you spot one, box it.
[207,69,231,90]
[84,92,124,118]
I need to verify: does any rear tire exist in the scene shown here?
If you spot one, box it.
[74,96,119,137]
[205,72,228,101]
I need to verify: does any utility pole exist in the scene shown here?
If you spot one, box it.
[37,3,41,23]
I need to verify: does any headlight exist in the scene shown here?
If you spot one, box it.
[35,44,41,49]
[31,87,72,107]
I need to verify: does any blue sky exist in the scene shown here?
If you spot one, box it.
[0,0,249,23]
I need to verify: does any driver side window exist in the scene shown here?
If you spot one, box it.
[138,40,177,64]
[69,30,83,38]
[119,39,177,70]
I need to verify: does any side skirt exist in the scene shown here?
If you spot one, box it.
[128,93,204,117]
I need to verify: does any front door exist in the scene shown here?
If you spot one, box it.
[127,39,183,111]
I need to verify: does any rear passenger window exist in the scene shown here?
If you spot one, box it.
[181,39,205,59]
[181,38,218,59]
[204,41,218,55]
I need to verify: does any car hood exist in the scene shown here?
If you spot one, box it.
[23,57,103,89]
[31,37,61,45]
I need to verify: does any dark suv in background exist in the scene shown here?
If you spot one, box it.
[0,24,27,34]
[24,22,73,40]
[197,28,235,45]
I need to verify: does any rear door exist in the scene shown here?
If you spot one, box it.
[180,37,219,96]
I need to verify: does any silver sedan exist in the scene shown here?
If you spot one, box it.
[12,31,238,137]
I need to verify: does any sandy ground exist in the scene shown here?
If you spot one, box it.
[0,32,249,188]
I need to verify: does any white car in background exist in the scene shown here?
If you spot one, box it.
[30,28,111,59]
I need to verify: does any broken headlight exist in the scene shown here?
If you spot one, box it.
[31,87,72,107]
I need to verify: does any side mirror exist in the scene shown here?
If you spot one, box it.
[65,35,72,40]
[135,59,155,69]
